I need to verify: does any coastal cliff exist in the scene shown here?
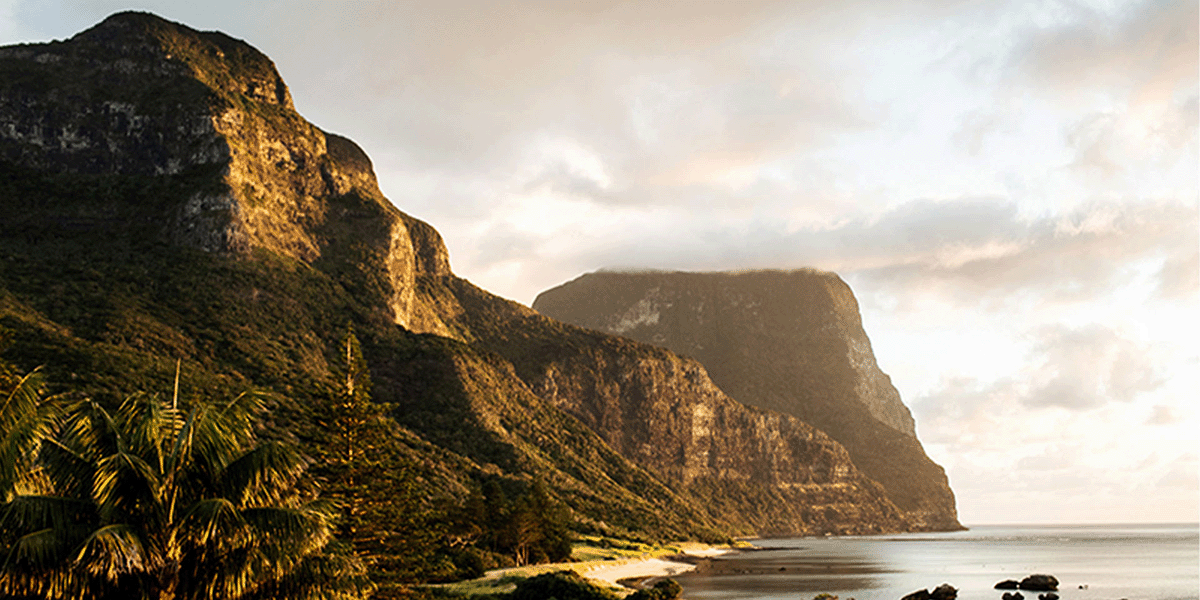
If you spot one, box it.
[0,11,951,540]
[426,278,912,535]
[534,270,962,530]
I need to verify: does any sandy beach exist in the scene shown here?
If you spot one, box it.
[584,546,734,590]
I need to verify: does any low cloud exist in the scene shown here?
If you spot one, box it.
[451,194,1197,308]
[847,200,1198,308]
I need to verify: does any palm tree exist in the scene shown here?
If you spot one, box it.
[0,375,371,600]
[0,369,60,503]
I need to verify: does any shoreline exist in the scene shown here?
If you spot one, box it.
[436,542,742,597]
[583,546,735,591]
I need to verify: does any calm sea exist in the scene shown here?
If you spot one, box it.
[676,524,1198,600]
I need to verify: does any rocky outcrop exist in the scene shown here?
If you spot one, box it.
[902,584,958,600]
[1019,575,1059,591]
[534,270,962,530]
[0,11,456,336]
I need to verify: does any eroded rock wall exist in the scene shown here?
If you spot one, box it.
[0,11,456,336]
[533,270,962,530]
[430,277,914,535]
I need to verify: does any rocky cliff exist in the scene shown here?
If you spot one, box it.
[423,278,912,535]
[534,270,962,530]
[0,12,947,539]
[0,12,456,336]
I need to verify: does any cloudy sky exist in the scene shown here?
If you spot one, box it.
[3,0,1196,525]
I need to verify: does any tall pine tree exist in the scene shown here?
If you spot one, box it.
[308,332,458,592]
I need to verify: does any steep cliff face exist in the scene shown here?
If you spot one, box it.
[533,270,962,531]
[0,12,941,539]
[0,11,455,336]
[431,278,911,535]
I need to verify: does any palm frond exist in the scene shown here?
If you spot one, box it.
[0,369,61,500]
[177,497,250,550]
[218,391,268,431]
[219,442,307,507]
[92,451,161,522]
[0,369,44,432]
[239,551,374,600]
[117,394,182,474]
[0,565,79,600]
[0,494,94,535]
[7,528,66,568]
[186,401,251,483]
[164,404,201,476]
[41,438,97,500]
[57,399,115,460]
[70,524,148,581]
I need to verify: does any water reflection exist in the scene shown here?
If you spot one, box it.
[677,546,890,597]
[673,525,1199,600]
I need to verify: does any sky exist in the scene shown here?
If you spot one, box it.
[2,0,1196,526]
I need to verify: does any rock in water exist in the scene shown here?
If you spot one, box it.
[534,270,963,530]
[1002,593,1025,600]
[930,584,957,600]
[900,585,954,600]
[1019,575,1059,591]
[995,581,1020,590]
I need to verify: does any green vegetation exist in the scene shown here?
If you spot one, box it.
[508,571,618,600]
[0,366,370,599]
[0,354,702,599]
[627,579,683,600]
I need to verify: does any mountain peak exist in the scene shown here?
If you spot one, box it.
[70,10,293,110]
[0,13,458,334]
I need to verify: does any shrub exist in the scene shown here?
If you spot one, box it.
[627,578,683,600]
[508,571,618,600]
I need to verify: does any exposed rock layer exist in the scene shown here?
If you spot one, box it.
[534,270,962,530]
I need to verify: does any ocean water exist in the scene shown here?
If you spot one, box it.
[676,524,1199,600]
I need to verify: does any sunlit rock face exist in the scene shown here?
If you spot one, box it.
[0,11,456,336]
[534,269,963,531]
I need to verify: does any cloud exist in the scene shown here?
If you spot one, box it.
[1022,324,1164,410]
[452,192,1196,308]
[1146,404,1184,426]
[1156,453,1199,491]
[989,1,1199,188]
[253,0,873,187]
[912,323,1166,443]
[849,200,1198,307]
[1006,0,1199,106]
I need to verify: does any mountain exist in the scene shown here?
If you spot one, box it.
[533,270,962,530]
[0,10,951,549]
